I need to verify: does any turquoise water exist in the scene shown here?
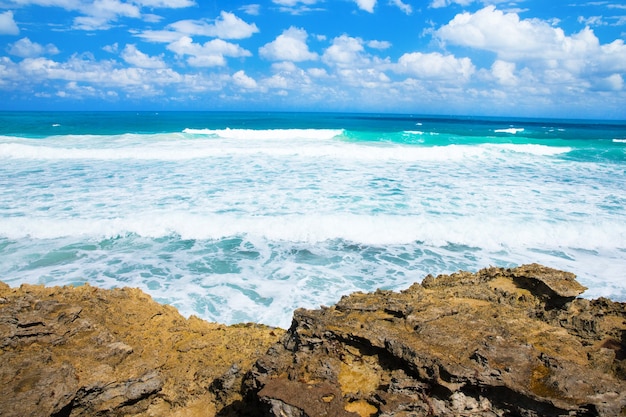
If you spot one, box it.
[1,112,625,327]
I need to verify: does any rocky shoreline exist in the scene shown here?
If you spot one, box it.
[1,264,625,416]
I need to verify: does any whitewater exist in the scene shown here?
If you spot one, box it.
[1,112,624,327]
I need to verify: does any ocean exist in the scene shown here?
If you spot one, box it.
[1,111,625,328]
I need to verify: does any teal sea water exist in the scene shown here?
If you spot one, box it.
[1,111,625,327]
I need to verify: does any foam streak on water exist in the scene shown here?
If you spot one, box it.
[1,113,625,327]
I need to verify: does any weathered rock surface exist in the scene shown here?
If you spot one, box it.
[1,264,625,417]
[246,264,626,417]
[0,281,282,417]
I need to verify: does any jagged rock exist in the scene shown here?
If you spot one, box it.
[0,281,282,417]
[2,264,625,417]
[246,264,626,417]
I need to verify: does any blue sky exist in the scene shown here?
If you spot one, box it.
[1,0,625,118]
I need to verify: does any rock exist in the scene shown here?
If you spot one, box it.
[0,281,282,417]
[1,264,625,417]
[246,265,626,417]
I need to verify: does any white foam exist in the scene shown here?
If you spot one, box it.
[182,128,344,140]
[3,213,623,253]
[2,126,625,327]
[494,127,525,134]
[484,143,572,156]
[613,138,626,143]
[0,140,494,162]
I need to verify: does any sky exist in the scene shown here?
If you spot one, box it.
[0,0,625,118]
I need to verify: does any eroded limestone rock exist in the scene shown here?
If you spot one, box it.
[1,264,624,417]
[246,264,626,417]
[0,281,282,417]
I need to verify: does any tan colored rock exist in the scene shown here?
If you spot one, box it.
[246,265,626,417]
[0,281,283,417]
[1,264,624,417]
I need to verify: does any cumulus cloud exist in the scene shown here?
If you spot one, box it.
[354,0,376,13]
[168,12,259,39]
[232,70,258,89]
[436,6,555,57]
[491,60,517,86]
[436,6,626,78]
[367,40,391,49]
[8,37,59,58]
[323,35,369,68]
[121,44,167,68]
[10,54,183,89]
[0,10,19,35]
[72,0,141,30]
[259,27,318,62]
[396,52,475,81]
[167,36,251,67]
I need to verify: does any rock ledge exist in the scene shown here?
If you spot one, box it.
[1,264,625,417]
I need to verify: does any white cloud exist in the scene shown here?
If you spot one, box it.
[436,6,626,77]
[259,27,318,62]
[307,67,328,78]
[491,59,517,86]
[436,6,556,58]
[592,73,623,91]
[8,37,59,58]
[135,29,182,43]
[6,0,193,31]
[396,52,475,81]
[232,70,258,89]
[271,61,298,72]
[12,55,184,89]
[273,0,315,5]
[103,43,118,53]
[338,68,391,89]
[578,15,606,27]
[430,0,511,8]
[240,4,261,15]
[0,10,19,35]
[121,44,167,68]
[62,0,140,30]
[430,0,473,8]
[210,11,259,39]
[323,35,369,68]
[167,12,259,39]
[354,0,376,13]
[167,36,251,67]
[390,0,412,14]
[134,0,195,7]
[272,0,322,14]
[367,40,391,49]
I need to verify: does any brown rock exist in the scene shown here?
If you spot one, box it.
[246,265,626,417]
[0,281,282,417]
[2,264,624,417]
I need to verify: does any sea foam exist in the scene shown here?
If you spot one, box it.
[2,114,625,327]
